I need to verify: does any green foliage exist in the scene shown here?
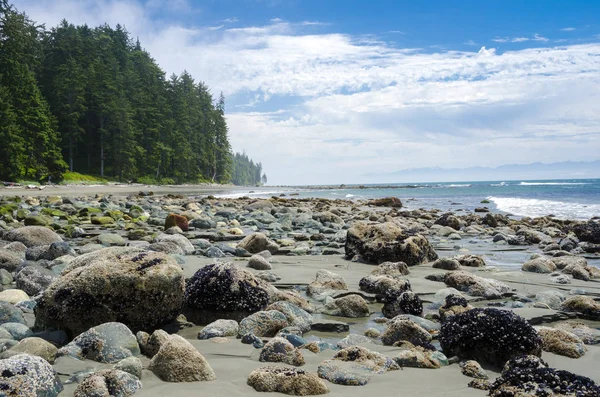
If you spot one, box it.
[61,171,108,184]
[0,2,266,185]
[231,152,264,186]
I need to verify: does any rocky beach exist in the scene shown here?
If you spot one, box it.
[0,186,599,396]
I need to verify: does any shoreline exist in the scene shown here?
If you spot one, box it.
[0,192,599,396]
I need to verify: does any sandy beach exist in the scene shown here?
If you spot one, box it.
[0,189,599,396]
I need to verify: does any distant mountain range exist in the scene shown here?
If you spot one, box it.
[365,160,600,183]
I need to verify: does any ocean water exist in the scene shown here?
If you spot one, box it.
[222,179,600,220]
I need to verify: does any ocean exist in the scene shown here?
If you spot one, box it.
[221,179,600,221]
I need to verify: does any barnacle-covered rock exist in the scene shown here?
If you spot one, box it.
[382,290,422,318]
[317,346,399,386]
[0,353,63,396]
[439,308,542,367]
[247,366,329,395]
[345,222,438,265]
[259,337,305,366]
[35,248,185,337]
[184,262,274,324]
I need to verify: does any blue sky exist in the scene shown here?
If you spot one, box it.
[13,0,600,184]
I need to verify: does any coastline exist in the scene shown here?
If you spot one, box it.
[0,190,599,396]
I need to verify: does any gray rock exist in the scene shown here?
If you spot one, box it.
[0,337,58,363]
[0,268,13,284]
[394,347,449,368]
[0,322,32,341]
[238,310,288,337]
[248,254,272,270]
[114,356,143,379]
[0,248,23,272]
[237,232,279,254]
[57,322,140,364]
[266,301,312,333]
[4,226,63,247]
[444,271,511,299]
[97,233,126,247]
[318,346,399,386]
[0,302,26,325]
[381,318,432,346]
[197,319,239,339]
[247,366,329,395]
[0,353,63,396]
[154,233,194,254]
[337,334,372,349]
[307,269,348,298]
[321,294,370,318]
[522,257,557,273]
[259,337,305,366]
[15,265,58,296]
[74,369,141,397]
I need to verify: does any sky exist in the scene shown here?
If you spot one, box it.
[11,0,600,185]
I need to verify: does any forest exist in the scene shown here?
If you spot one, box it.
[0,1,266,186]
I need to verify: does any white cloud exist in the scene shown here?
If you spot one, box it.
[464,40,477,46]
[511,37,529,42]
[560,27,576,32]
[222,17,239,24]
[492,37,508,43]
[12,0,600,184]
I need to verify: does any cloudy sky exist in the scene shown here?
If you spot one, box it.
[12,0,600,184]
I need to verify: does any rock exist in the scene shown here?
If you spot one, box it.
[535,290,565,310]
[554,320,600,345]
[435,213,462,230]
[321,294,369,318]
[165,213,189,232]
[148,240,184,255]
[370,261,410,276]
[444,271,511,299]
[381,318,432,347]
[489,355,600,396]
[310,319,349,333]
[74,369,142,397]
[560,295,600,318]
[573,220,600,244]
[460,360,488,379]
[382,291,423,318]
[550,255,587,270]
[307,269,348,297]
[455,255,486,267]
[197,319,239,339]
[517,228,552,245]
[114,356,143,379]
[0,337,58,363]
[238,310,288,337]
[148,334,216,382]
[0,353,63,395]
[57,322,140,364]
[0,322,32,340]
[91,216,116,225]
[337,334,372,349]
[259,337,305,366]
[440,308,542,367]
[26,242,75,261]
[15,265,58,296]
[266,301,312,333]
[345,222,438,265]
[4,226,62,247]
[370,197,402,208]
[35,248,185,337]
[432,257,461,270]
[154,233,194,254]
[0,302,26,325]
[96,233,126,247]
[522,257,557,273]
[537,326,587,358]
[394,344,448,369]
[364,328,381,338]
[247,366,329,395]
[184,262,273,324]
[0,249,24,271]
[248,254,272,270]
[482,213,498,227]
[139,329,169,358]
[237,232,279,254]
[359,275,411,296]
[318,346,399,386]
[0,289,29,305]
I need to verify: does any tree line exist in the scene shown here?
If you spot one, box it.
[0,1,266,185]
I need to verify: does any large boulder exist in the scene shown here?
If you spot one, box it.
[247,366,329,395]
[148,334,216,382]
[259,337,305,366]
[0,353,63,396]
[440,308,542,367]
[345,222,437,265]
[184,262,274,324]
[4,226,62,247]
[35,248,185,337]
[522,257,557,273]
[536,326,587,358]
